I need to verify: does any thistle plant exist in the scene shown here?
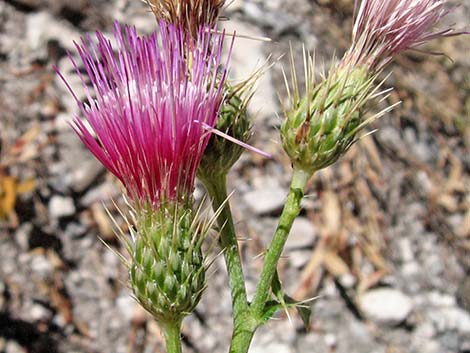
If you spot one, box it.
[56,0,466,352]
[57,20,229,353]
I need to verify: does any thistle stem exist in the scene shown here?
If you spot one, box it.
[251,168,310,317]
[202,173,251,344]
[161,319,183,353]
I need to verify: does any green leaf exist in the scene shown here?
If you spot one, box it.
[284,294,312,330]
[266,270,312,330]
[260,300,283,324]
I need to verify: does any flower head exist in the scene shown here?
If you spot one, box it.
[280,49,396,174]
[57,21,229,208]
[343,0,458,72]
[146,0,226,38]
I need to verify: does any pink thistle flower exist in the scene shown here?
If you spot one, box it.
[342,0,461,72]
[56,21,230,208]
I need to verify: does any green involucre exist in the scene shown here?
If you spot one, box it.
[129,204,206,323]
[281,66,373,173]
[199,83,252,179]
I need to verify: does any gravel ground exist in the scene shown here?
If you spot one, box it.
[1,0,469,352]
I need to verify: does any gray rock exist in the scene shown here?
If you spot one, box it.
[14,223,33,252]
[359,288,413,325]
[297,332,329,353]
[49,195,76,218]
[428,307,470,334]
[28,302,53,321]
[221,19,277,121]
[116,292,136,322]
[338,273,357,289]
[30,253,54,279]
[412,340,442,353]
[26,11,81,55]
[68,158,104,193]
[5,340,25,353]
[243,185,286,215]
[440,331,459,352]
[0,281,5,311]
[460,338,470,353]
[288,249,311,268]
[397,238,414,263]
[250,342,292,353]
[285,217,316,249]
[458,277,470,312]
[58,131,104,193]
[80,181,118,207]
[336,319,386,353]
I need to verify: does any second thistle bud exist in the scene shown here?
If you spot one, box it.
[129,204,206,324]
[198,82,252,181]
[281,62,375,174]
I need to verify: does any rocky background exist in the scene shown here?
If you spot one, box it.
[0,0,469,352]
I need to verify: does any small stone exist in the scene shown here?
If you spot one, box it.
[397,238,414,263]
[30,254,54,279]
[413,322,436,339]
[298,333,329,353]
[440,331,459,352]
[250,342,292,353]
[5,340,25,353]
[0,281,5,311]
[460,339,470,353]
[324,333,337,347]
[378,126,401,150]
[68,158,104,193]
[49,195,76,219]
[80,181,118,207]
[26,11,80,57]
[243,186,285,215]
[116,293,136,322]
[64,222,87,238]
[288,250,311,268]
[14,223,33,252]
[414,340,442,353]
[359,288,413,325]
[458,277,470,312]
[429,307,470,334]
[285,217,316,249]
[339,273,357,289]
[29,303,52,321]
[402,262,420,277]
[221,19,277,121]
[427,291,456,307]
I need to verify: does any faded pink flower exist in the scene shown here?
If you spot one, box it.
[56,21,230,208]
[342,0,460,71]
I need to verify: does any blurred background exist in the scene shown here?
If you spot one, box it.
[0,0,469,352]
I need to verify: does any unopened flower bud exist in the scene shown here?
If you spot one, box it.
[198,83,252,180]
[281,61,378,174]
[129,204,206,323]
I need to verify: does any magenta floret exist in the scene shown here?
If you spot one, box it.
[57,21,229,207]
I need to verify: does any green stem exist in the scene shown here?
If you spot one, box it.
[161,319,183,353]
[228,314,258,353]
[251,168,310,317]
[203,173,251,343]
